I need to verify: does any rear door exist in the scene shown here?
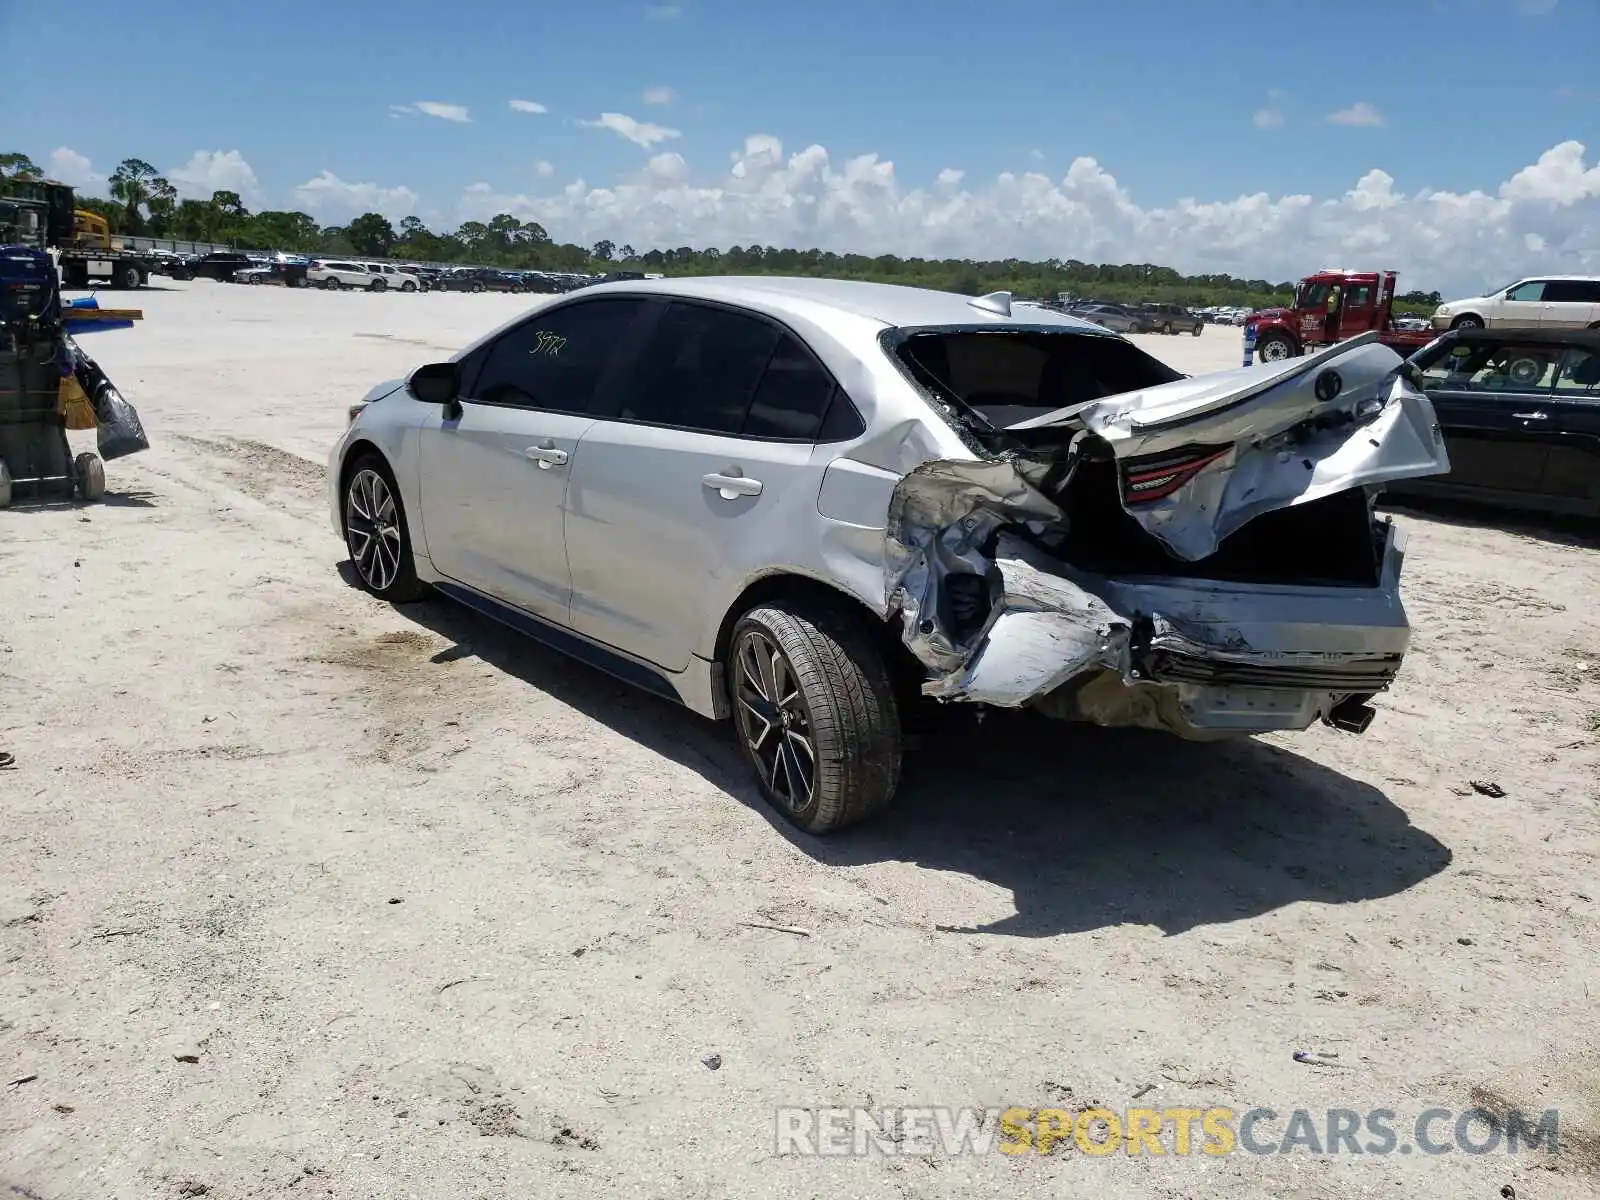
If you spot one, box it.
[1538,344,1600,510]
[1414,339,1559,497]
[1540,280,1600,331]
[563,299,844,672]
[416,297,655,623]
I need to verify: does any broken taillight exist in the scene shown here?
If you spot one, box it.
[1120,445,1231,505]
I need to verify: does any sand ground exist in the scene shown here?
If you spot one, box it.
[2,280,1597,1199]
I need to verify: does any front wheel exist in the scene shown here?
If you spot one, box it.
[727,602,902,834]
[1451,314,1484,331]
[114,263,142,290]
[1161,322,1173,335]
[1256,331,1297,362]
[470,281,486,293]
[343,456,427,603]
[401,281,417,293]
[1190,322,1202,336]
[324,277,342,291]
[369,279,386,292]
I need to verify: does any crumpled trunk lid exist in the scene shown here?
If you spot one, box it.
[1004,332,1448,561]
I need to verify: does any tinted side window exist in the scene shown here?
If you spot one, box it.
[743,334,836,439]
[619,302,779,434]
[468,299,647,414]
[1545,280,1600,304]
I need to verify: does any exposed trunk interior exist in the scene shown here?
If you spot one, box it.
[1035,453,1384,588]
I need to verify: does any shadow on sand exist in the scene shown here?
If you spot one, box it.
[354,566,1452,939]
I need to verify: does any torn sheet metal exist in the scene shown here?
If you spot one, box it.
[1008,334,1450,562]
[919,533,1131,705]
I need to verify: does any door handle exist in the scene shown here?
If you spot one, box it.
[1511,411,1548,421]
[524,443,569,469]
[702,469,763,499]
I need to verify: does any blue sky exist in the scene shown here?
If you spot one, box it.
[5,0,1598,288]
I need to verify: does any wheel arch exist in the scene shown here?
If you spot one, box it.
[710,570,924,710]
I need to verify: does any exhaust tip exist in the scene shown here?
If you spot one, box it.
[1327,698,1377,735]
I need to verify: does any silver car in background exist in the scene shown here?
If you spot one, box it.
[328,277,1449,833]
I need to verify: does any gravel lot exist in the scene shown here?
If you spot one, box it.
[2,280,1597,1199]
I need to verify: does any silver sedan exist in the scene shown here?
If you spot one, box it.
[329,277,1449,833]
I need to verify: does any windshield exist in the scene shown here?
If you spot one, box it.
[892,328,1183,435]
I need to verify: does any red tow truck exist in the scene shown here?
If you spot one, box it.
[1245,269,1436,362]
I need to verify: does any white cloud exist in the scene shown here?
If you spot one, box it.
[509,99,548,114]
[47,147,101,188]
[579,111,682,148]
[642,86,677,106]
[167,150,263,204]
[437,134,1600,296]
[644,3,681,16]
[1029,149,1046,162]
[534,160,556,178]
[293,170,421,223]
[1253,107,1285,129]
[390,101,471,123]
[1327,101,1386,127]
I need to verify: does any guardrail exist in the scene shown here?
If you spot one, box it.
[115,235,234,255]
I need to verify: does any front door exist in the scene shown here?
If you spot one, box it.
[416,297,654,623]
[564,300,842,672]
[1491,280,1549,330]
[1417,340,1559,496]
[1335,281,1378,339]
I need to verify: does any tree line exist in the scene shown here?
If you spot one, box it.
[2,151,1443,312]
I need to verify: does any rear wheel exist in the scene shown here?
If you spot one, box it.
[401,280,417,293]
[324,276,342,291]
[343,455,427,603]
[1190,322,1202,336]
[369,278,386,292]
[1451,314,1484,330]
[114,263,142,290]
[1161,321,1173,335]
[470,281,486,293]
[727,602,902,834]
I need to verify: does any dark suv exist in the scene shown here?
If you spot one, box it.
[1138,302,1204,335]
[170,251,255,282]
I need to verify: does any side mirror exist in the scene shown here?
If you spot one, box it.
[408,361,461,414]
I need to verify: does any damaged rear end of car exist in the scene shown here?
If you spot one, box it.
[882,326,1449,740]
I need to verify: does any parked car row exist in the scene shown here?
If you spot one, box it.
[149,251,655,296]
[1059,300,1204,335]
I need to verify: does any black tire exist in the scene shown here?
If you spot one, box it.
[62,262,89,289]
[74,452,105,501]
[324,276,342,291]
[114,263,142,290]
[401,280,417,293]
[1451,314,1484,331]
[470,281,486,294]
[1256,331,1298,362]
[342,454,428,603]
[369,278,386,292]
[1190,322,1202,336]
[1161,322,1173,335]
[726,602,902,834]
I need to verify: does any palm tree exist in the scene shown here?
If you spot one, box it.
[108,158,172,233]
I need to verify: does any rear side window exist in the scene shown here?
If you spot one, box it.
[1544,280,1600,304]
[468,298,650,414]
[892,328,1182,430]
[743,334,838,440]
[619,302,780,434]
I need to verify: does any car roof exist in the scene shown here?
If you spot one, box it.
[1429,328,1600,350]
[571,274,1102,332]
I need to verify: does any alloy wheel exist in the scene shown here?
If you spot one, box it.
[733,629,817,813]
[345,469,403,592]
